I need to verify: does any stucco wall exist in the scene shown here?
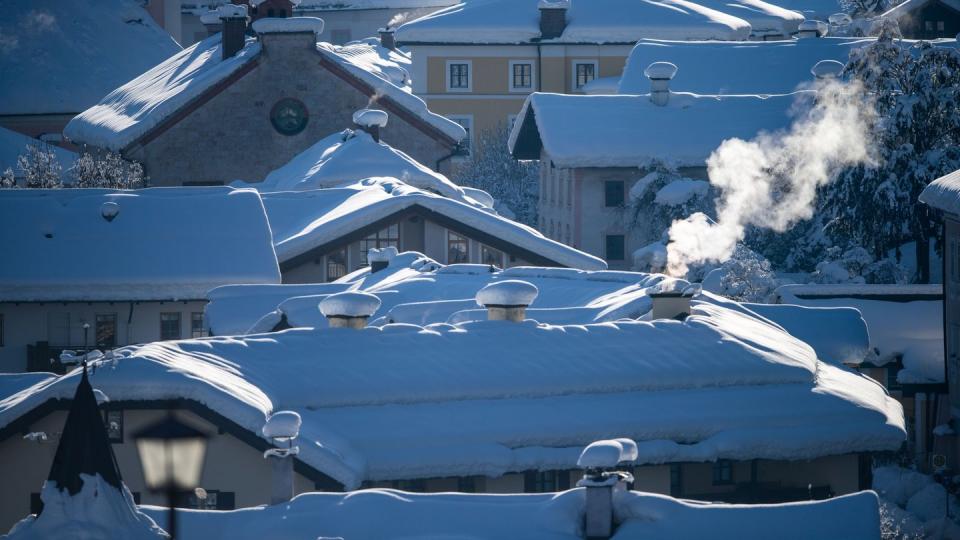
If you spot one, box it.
[130,32,452,186]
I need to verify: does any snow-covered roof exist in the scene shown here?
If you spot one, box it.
[768,0,840,19]
[64,32,462,151]
[920,168,960,216]
[133,488,881,540]
[250,129,470,201]
[509,92,796,168]
[0,291,905,488]
[883,0,960,20]
[777,284,944,384]
[0,0,181,116]
[261,179,607,269]
[682,0,804,36]
[0,127,77,180]
[297,0,460,10]
[0,187,281,302]
[395,0,753,44]
[618,38,871,95]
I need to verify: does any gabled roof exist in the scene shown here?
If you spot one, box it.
[0,0,181,116]
[395,0,753,44]
[261,179,607,269]
[296,0,460,10]
[618,38,871,95]
[0,187,281,302]
[883,0,960,19]
[508,92,795,168]
[920,168,960,215]
[64,31,463,151]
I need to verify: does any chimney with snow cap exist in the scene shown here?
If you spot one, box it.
[320,291,381,328]
[798,19,827,38]
[252,17,325,52]
[100,201,119,222]
[538,0,570,40]
[379,27,396,50]
[644,62,677,107]
[476,280,539,322]
[577,438,638,540]
[649,281,694,321]
[352,108,389,142]
[218,4,249,60]
[262,411,301,505]
[811,59,844,79]
[368,246,398,273]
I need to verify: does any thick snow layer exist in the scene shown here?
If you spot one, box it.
[64,33,462,150]
[206,283,352,335]
[475,280,539,306]
[0,373,56,401]
[578,440,627,468]
[510,92,795,168]
[654,179,709,206]
[777,284,944,383]
[396,0,752,44]
[688,0,804,36]
[251,129,472,203]
[769,0,840,18]
[741,302,869,366]
[883,0,960,20]
[920,168,960,216]
[618,38,870,95]
[4,474,166,540]
[320,291,382,317]
[251,16,325,35]
[297,0,459,9]
[260,179,606,269]
[0,292,905,488]
[352,108,389,128]
[263,410,302,439]
[0,127,76,181]
[0,0,180,116]
[0,187,281,302]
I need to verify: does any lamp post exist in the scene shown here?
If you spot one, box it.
[133,412,209,540]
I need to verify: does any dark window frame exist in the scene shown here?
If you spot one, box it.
[575,62,596,88]
[160,312,182,341]
[104,409,123,443]
[449,63,470,89]
[360,224,400,266]
[712,460,734,485]
[604,180,625,207]
[605,234,626,261]
[512,62,533,89]
[326,247,348,282]
[96,313,118,348]
[191,312,206,339]
[481,244,504,268]
[448,231,470,264]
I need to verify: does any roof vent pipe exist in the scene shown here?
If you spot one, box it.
[368,246,397,273]
[811,59,844,80]
[577,438,638,540]
[644,62,677,107]
[262,411,301,505]
[319,292,381,329]
[475,280,539,322]
[649,289,693,321]
[101,201,120,222]
[538,0,570,40]
[219,4,249,60]
[352,108,389,143]
[379,27,396,50]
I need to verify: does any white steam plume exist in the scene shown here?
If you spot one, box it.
[666,79,874,276]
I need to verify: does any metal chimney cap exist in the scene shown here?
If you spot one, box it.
[476,280,539,308]
[644,61,678,81]
[320,291,381,319]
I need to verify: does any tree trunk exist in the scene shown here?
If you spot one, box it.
[917,235,930,284]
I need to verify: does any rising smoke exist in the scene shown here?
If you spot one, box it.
[665,79,875,276]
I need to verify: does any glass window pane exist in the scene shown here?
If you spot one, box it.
[96,314,117,348]
[448,231,469,264]
[191,312,206,338]
[605,235,625,261]
[160,312,181,341]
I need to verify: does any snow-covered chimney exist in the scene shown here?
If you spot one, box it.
[475,280,539,322]
[649,290,692,320]
[644,62,677,107]
[538,0,570,40]
[319,292,381,329]
[379,27,396,50]
[797,19,826,39]
[577,438,638,540]
[219,4,249,60]
[811,59,844,80]
[262,411,301,505]
[352,108,389,142]
[100,201,120,222]
[200,9,223,36]
[368,246,397,273]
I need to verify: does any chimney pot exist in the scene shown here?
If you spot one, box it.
[368,246,397,273]
[644,62,677,107]
[538,0,570,40]
[476,280,539,322]
[219,4,249,60]
[379,27,396,50]
[320,292,381,329]
[352,108,389,143]
[649,290,692,321]
[576,438,637,540]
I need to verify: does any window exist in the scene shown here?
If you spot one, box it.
[182,489,235,510]
[191,312,206,338]
[938,21,946,31]
[160,312,182,341]
[712,460,733,485]
[104,409,123,443]
[670,464,683,496]
[481,244,504,267]
[395,479,427,492]
[331,28,352,44]
[326,248,348,282]
[458,476,477,493]
[447,115,473,156]
[360,224,400,266]
[95,314,117,348]
[447,61,471,91]
[573,61,598,90]
[926,20,934,31]
[510,61,533,91]
[605,234,625,261]
[525,470,558,493]
[604,180,625,207]
[0,313,4,347]
[448,231,469,264]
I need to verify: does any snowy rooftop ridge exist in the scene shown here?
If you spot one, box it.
[0,292,905,488]
[0,187,281,301]
[920,167,960,216]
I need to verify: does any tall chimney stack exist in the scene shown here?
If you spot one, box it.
[649,289,693,321]
[379,27,396,50]
[538,0,570,40]
[319,291,381,329]
[220,4,249,60]
[475,280,539,322]
[352,108,389,143]
[644,62,677,107]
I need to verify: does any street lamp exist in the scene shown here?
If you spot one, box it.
[133,413,209,540]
